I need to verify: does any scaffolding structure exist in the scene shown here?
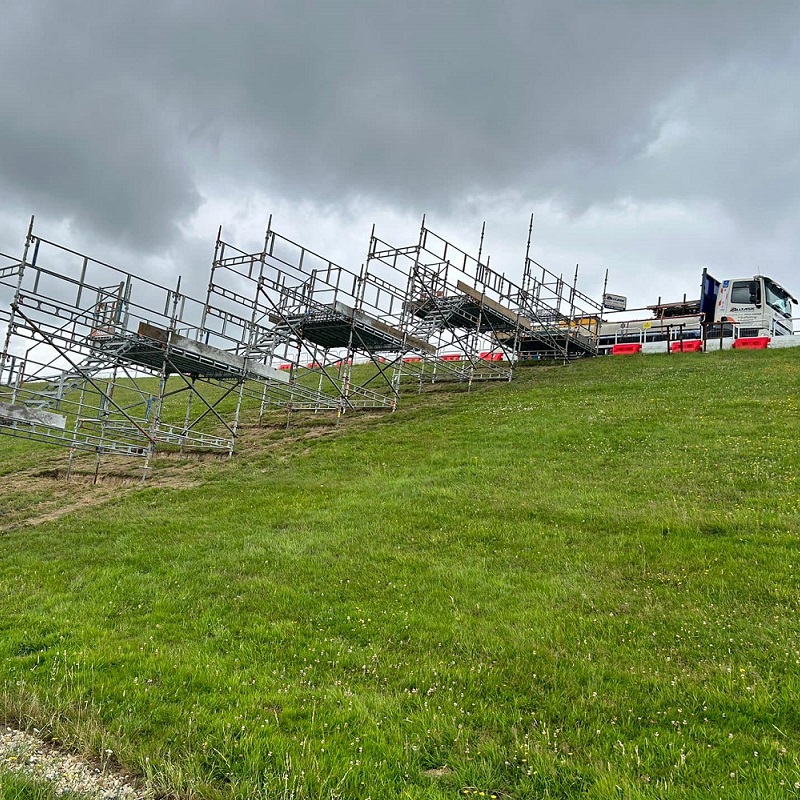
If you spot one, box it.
[0,213,606,479]
[0,219,297,478]
[512,215,602,360]
[364,218,529,389]
[207,219,438,414]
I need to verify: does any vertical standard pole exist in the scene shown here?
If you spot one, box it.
[523,215,534,289]
[411,216,435,385]
[201,225,224,333]
[170,276,182,331]
[247,231,272,427]
[521,213,535,342]
[1,217,34,378]
[556,272,566,363]
[66,445,76,481]
[149,329,170,476]
[67,365,92,480]
[341,263,364,420]
[180,377,196,454]
[599,268,609,351]
[229,379,245,458]
[93,447,102,485]
[313,345,324,413]
[566,263,579,364]
[94,364,118,481]
[141,446,152,483]
[258,377,270,426]
[285,370,294,430]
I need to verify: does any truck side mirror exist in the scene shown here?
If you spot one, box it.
[749,280,761,306]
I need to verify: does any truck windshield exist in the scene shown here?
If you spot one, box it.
[764,281,792,317]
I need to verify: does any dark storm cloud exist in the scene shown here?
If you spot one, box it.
[0,3,200,248]
[0,1,798,253]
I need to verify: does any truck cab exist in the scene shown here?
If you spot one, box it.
[714,276,796,337]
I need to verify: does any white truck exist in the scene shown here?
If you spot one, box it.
[598,270,798,353]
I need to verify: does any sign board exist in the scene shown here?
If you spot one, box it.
[0,401,67,430]
[603,293,627,311]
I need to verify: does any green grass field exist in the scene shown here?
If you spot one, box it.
[2,349,800,799]
[0,770,80,799]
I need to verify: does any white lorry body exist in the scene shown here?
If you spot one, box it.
[598,272,797,353]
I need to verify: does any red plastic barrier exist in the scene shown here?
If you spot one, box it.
[278,364,292,371]
[403,357,422,364]
[733,336,770,350]
[479,351,491,360]
[492,353,503,361]
[442,354,462,361]
[670,340,703,353]
[611,343,643,355]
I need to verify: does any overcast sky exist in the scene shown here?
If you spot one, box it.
[0,0,798,309]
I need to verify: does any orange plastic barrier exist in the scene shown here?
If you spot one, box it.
[402,357,422,364]
[670,340,703,353]
[611,343,643,355]
[733,336,770,350]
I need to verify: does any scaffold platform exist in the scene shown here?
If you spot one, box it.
[408,281,533,334]
[281,301,435,354]
[93,322,290,382]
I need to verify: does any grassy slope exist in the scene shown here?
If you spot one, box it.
[1,350,800,799]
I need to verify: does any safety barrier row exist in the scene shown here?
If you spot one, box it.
[612,337,773,356]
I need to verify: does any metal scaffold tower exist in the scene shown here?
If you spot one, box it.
[0,219,292,479]
[208,219,436,415]
[365,218,528,387]
[513,215,602,360]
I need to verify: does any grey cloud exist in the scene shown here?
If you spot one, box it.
[0,0,798,267]
[163,1,798,221]
[0,3,201,249]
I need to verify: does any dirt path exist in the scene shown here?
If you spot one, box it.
[0,452,205,533]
